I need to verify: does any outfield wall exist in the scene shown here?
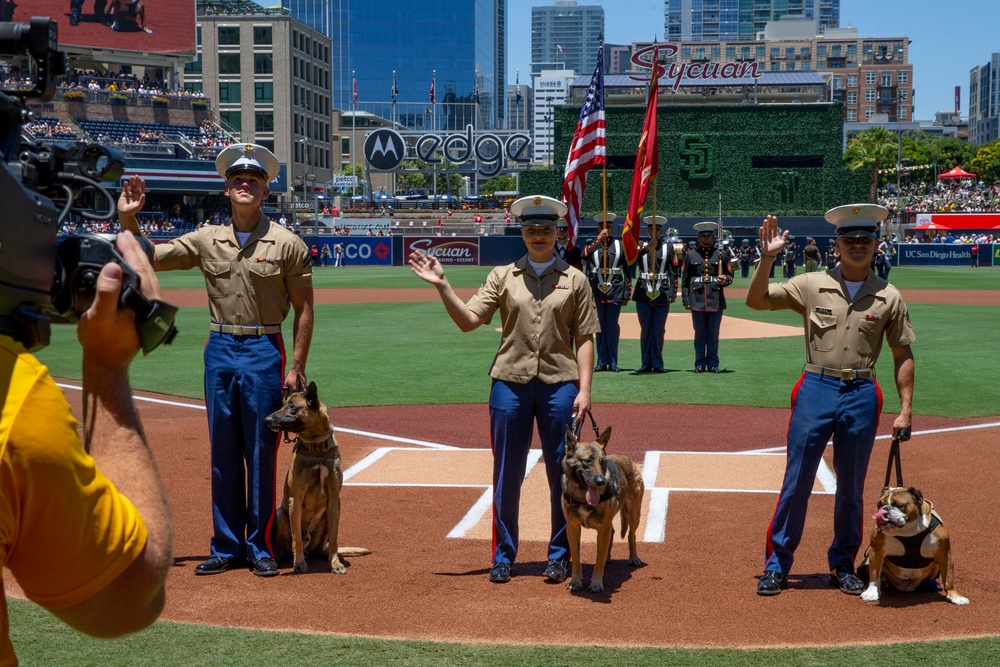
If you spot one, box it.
[300,235,997,268]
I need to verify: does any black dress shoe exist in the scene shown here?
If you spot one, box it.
[635,367,652,374]
[709,367,721,374]
[544,558,569,582]
[651,367,665,373]
[608,365,621,372]
[251,556,280,577]
[694,366,706,373]
[194,556,231,575]
[756,570,788,596]
[593,365,607,372]
[69,11,80,26]
[489,562,511,583]
[829,568,864,595]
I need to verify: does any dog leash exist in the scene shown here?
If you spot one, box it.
[883,426,911,489]
[571,411,600,440]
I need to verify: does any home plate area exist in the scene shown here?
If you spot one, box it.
[341,446,832,544]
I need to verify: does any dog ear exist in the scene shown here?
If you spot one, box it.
[305,381,320,410]
[907,486,924,509]
[564,426,577,452]
[595,426,612,450]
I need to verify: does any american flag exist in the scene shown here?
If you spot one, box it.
[560,43,606,247]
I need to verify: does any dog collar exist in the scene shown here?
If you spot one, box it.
[292,433,339,458]
[563,460,619,506]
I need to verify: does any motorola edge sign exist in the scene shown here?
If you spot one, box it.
[365,125,532,177]
[364,129,406,171]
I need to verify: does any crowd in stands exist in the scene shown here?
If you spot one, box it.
[64,69,206,100]
[24,117,78,140]
[879,179,1000,214]
[903,231,995,244]
[183,120,235,157]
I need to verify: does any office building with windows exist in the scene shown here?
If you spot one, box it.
[531,1,605,78]
[631,23,912,123]
[665,0,839,42]
[506,83,533,133]
[184,4,333,192]
[286,0,504,132]
[970,53,1000,145]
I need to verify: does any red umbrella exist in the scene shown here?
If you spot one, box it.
[938,166,977,179]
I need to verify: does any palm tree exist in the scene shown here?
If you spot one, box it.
[845,127,898,203]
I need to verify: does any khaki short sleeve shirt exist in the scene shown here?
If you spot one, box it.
[466,256,600,384]
[767,266,915,369]
[154,213,312,325]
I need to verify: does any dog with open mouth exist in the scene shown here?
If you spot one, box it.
[561,426,644,593]
[860,486,968,605]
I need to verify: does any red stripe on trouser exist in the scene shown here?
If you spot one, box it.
[488,402,498,561]
[849,378,884,562]
[764,372,806,567]
[263,335,288,557]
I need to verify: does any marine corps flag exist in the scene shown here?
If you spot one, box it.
[622,49,660,264]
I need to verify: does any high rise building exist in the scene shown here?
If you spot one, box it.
[285,0,504,131]
[665,0,839,42]
[530,1,604,77]
[969,54,1000,145]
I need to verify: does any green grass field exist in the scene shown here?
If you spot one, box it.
[15,264,1000,665]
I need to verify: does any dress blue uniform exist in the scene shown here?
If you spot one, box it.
[681,222,733,372]
[631,216,678,373]
[583,214,631,372]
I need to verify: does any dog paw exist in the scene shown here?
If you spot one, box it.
[330,558,347,574]
[293,560,310,574]
[567,580,583,591]
[948,595,970,605]
[627,556,643,567]
[860,584,880,602]
[588,582,605,593]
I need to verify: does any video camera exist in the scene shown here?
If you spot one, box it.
[0,18,176,353]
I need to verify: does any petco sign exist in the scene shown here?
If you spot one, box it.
[404,237,480,265]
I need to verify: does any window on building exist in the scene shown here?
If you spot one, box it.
[898,107,907,119]
[219,82,241,104]
[695,47,706,60]
[898,71,908,84]
[832,44,842,57]
[218,53,241,75]
[800,47,810,59]
[218,26,240,46]
[817,44,826,57]
[258,140,274,153]
[254,53,273,75]
[341,138,350,156]
[220,110,241,132]
[293,31,298,50]
[832,75,843,89]
[184,82,202,95]
[801,61,810,71]
[771,62,779,71]
[866,71,876,85]
[255,112,274,133]
[770,47,780,58]
[847,109,857,121]
[255,82,274,103]
[847,44,856,56]
[865,89,875,102]
[848,74,858,87]
[899,88,908,101]
[881,73,893,87]
[253,26,272,45]
[726,46,735,59]
[785,47,794,58]
[756,45,765,59]
[847,91,857,104]
[184,57,202,75]
[711,46,720,59]
[865,106,874,119]
[681,47,690,59]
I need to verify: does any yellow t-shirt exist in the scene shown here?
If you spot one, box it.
[0,335,147,666]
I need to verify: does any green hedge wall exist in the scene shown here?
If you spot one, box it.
[521,103,868,217]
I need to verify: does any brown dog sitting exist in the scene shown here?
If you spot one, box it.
[561,426,644,593]
[860,486,968,605]
[265,382,370,574]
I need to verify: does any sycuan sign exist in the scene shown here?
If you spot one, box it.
[630,44,764,91]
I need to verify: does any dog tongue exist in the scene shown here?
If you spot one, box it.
[586,486,600,506]
[873,508,890,525]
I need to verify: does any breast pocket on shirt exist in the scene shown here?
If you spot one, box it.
[856,318,882,357]
[808,310,838,353]
[247,260,281,297]
[202,260,232,300]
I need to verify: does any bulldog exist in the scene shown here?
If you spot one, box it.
[860,486,969,605]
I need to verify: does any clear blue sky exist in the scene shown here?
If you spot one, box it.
[507,0,1000,121]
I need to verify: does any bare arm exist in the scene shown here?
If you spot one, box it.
[52,231,174,637]
[573,334,594,418]
[408,250,483,332]
[891,344,914,436]
[116,175,164,270]
[745,215,788,311]
[284,283,314,390]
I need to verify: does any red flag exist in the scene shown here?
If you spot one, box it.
[622,51,660,264]
[353,77,358,106]
[561,44,605,248]
[430,73,436,105]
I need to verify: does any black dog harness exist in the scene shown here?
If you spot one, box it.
[291,433,339,460]
[885,514,942,570]
[563,460,619,506]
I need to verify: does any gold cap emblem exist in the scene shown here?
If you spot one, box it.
[851,205,861,215]
[244,144,253,154]
[533,196,542,206]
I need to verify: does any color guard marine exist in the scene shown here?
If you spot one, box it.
[584,213,631,372]
[680,221,733,373]
[631,216,679,373]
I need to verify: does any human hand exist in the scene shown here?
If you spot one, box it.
[118,175,146,220]
[597,228,610,244]
[758,215,787,256]
[283,370,306,394]
[408,250,446,285]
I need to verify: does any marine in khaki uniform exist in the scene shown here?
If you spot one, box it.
[117,144,314,578]
[408,195,599,585]
[746,204,915,598]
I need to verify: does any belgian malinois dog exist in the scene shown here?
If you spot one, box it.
[265,382,370,574]
[561,426,644,592]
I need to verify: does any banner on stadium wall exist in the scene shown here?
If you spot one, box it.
[403,237,480,265]
[313,237,392,266]
[896,244,982,266]
[913,213,1000,229]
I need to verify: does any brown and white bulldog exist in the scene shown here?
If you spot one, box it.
[860,486,969,605]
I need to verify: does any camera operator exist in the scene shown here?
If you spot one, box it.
[0,232,174,662]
